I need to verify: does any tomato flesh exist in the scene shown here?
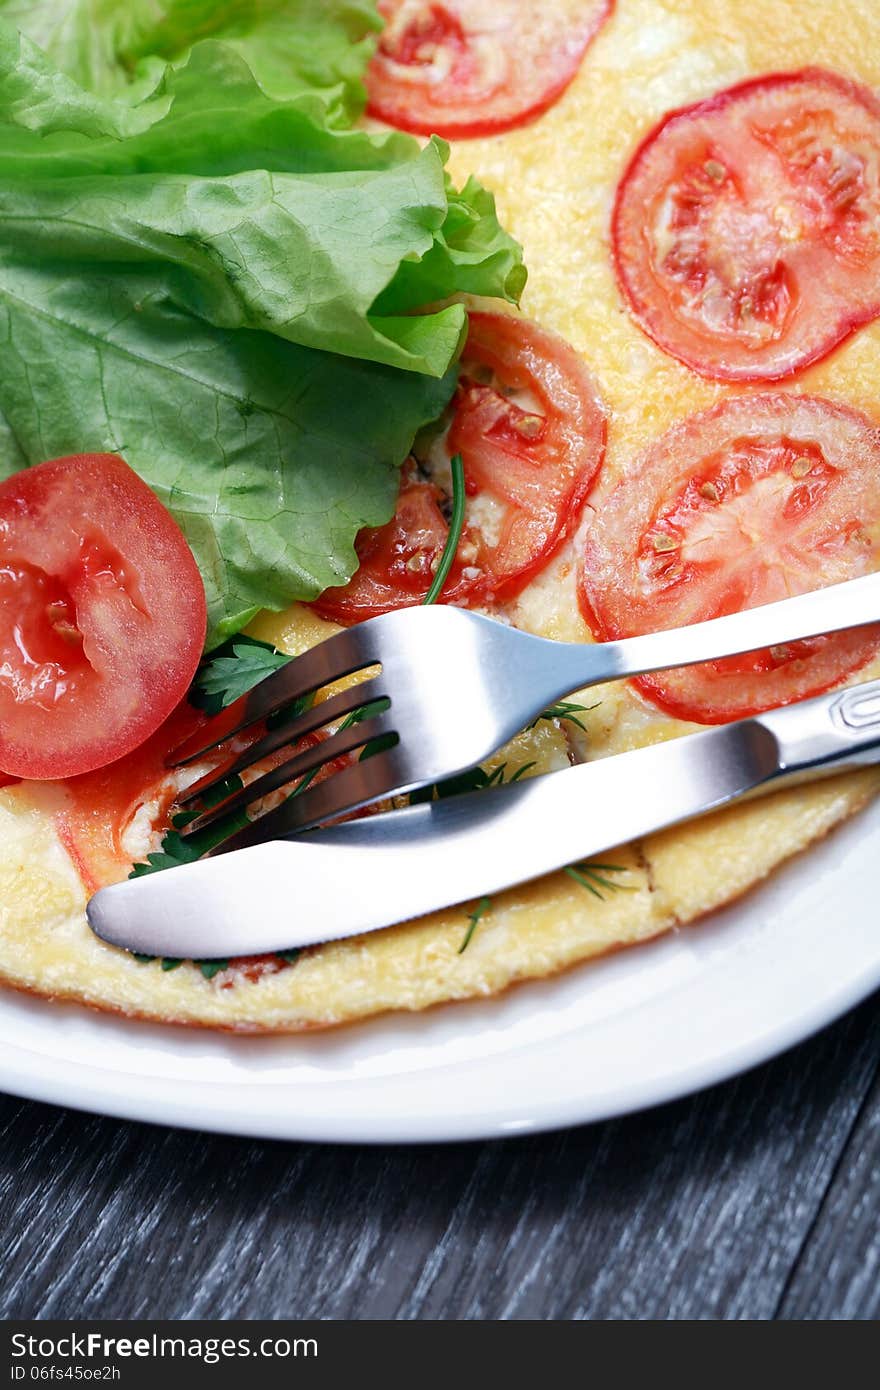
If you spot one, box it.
[613,69,880,380]
[53,701,212,892]
[579,395,880,722]
[0,454,206,780]
[314,313,606,622]
[366,0,613,138]
[313,477,454,621]
[47,699,330,985]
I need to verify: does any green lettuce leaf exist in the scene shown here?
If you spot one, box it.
[0,21,525,645]
[0,0,381,123]
[0,252,457,643]
[0,35,524,374]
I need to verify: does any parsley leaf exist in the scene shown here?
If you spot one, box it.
[198,960,229,981]
[192,637,292,715]
[129,802,250,879]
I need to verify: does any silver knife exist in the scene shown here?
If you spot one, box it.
[87,678,880,960]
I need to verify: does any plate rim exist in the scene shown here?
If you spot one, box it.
[1,962,878,1143]
[2,795,879,1144]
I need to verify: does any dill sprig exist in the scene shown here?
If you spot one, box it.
[532,700,599,733]
[564,861,632,900]
[507,761,537,783]
[409,757,536,804]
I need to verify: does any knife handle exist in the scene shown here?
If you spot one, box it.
[759,678,880,786]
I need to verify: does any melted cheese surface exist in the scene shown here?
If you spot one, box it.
[446,0,880,753]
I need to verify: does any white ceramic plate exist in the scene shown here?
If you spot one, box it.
[1,796,879,1143]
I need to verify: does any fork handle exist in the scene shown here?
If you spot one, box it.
[557,571,880,691]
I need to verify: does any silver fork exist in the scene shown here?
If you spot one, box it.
[171,572,880,852]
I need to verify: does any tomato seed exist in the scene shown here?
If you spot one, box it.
[514,414,545,439]
[652,533,678,553]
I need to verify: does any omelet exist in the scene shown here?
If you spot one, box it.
[2,0,880,1030]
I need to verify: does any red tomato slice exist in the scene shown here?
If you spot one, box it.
[0,454,206,780]
[54,701,214,892]
[365,0,613,138]
[613,69,880,381]
[51,698,336,984]
[52,701,356,894]
[314,476,454,621]
[579,395,880,723]
[314,313,607,622]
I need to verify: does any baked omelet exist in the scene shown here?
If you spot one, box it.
[2,0,880,1030]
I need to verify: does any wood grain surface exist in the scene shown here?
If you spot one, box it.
[0,992,878,1321]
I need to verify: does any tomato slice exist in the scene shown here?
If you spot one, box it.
[579,395,880,723]
[313,475,452,621]
[51,699,335,988]
[314,313,606,622]
[613,69,880,381]
[0,454,206,780]
[54,701,213,892]
[52,683,367,894]
[365,0,613,138]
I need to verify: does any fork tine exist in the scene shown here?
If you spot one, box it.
[169,623,377,769]
[179,713,394,837]
[212,748,405,853]
[176,677,388,809]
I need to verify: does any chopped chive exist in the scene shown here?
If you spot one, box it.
[359,732,398,761]
[459,896,492,954]
[423,453,465,606]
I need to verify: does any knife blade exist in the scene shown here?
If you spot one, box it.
[86,678,880,961]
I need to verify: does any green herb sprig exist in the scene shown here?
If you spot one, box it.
[532,700,598,733]
[564,862,632,900]
[423,453,466,606]
[192,636,293,715]
[459,896,492,954]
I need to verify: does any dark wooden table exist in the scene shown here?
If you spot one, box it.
[1,991,878,1321]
